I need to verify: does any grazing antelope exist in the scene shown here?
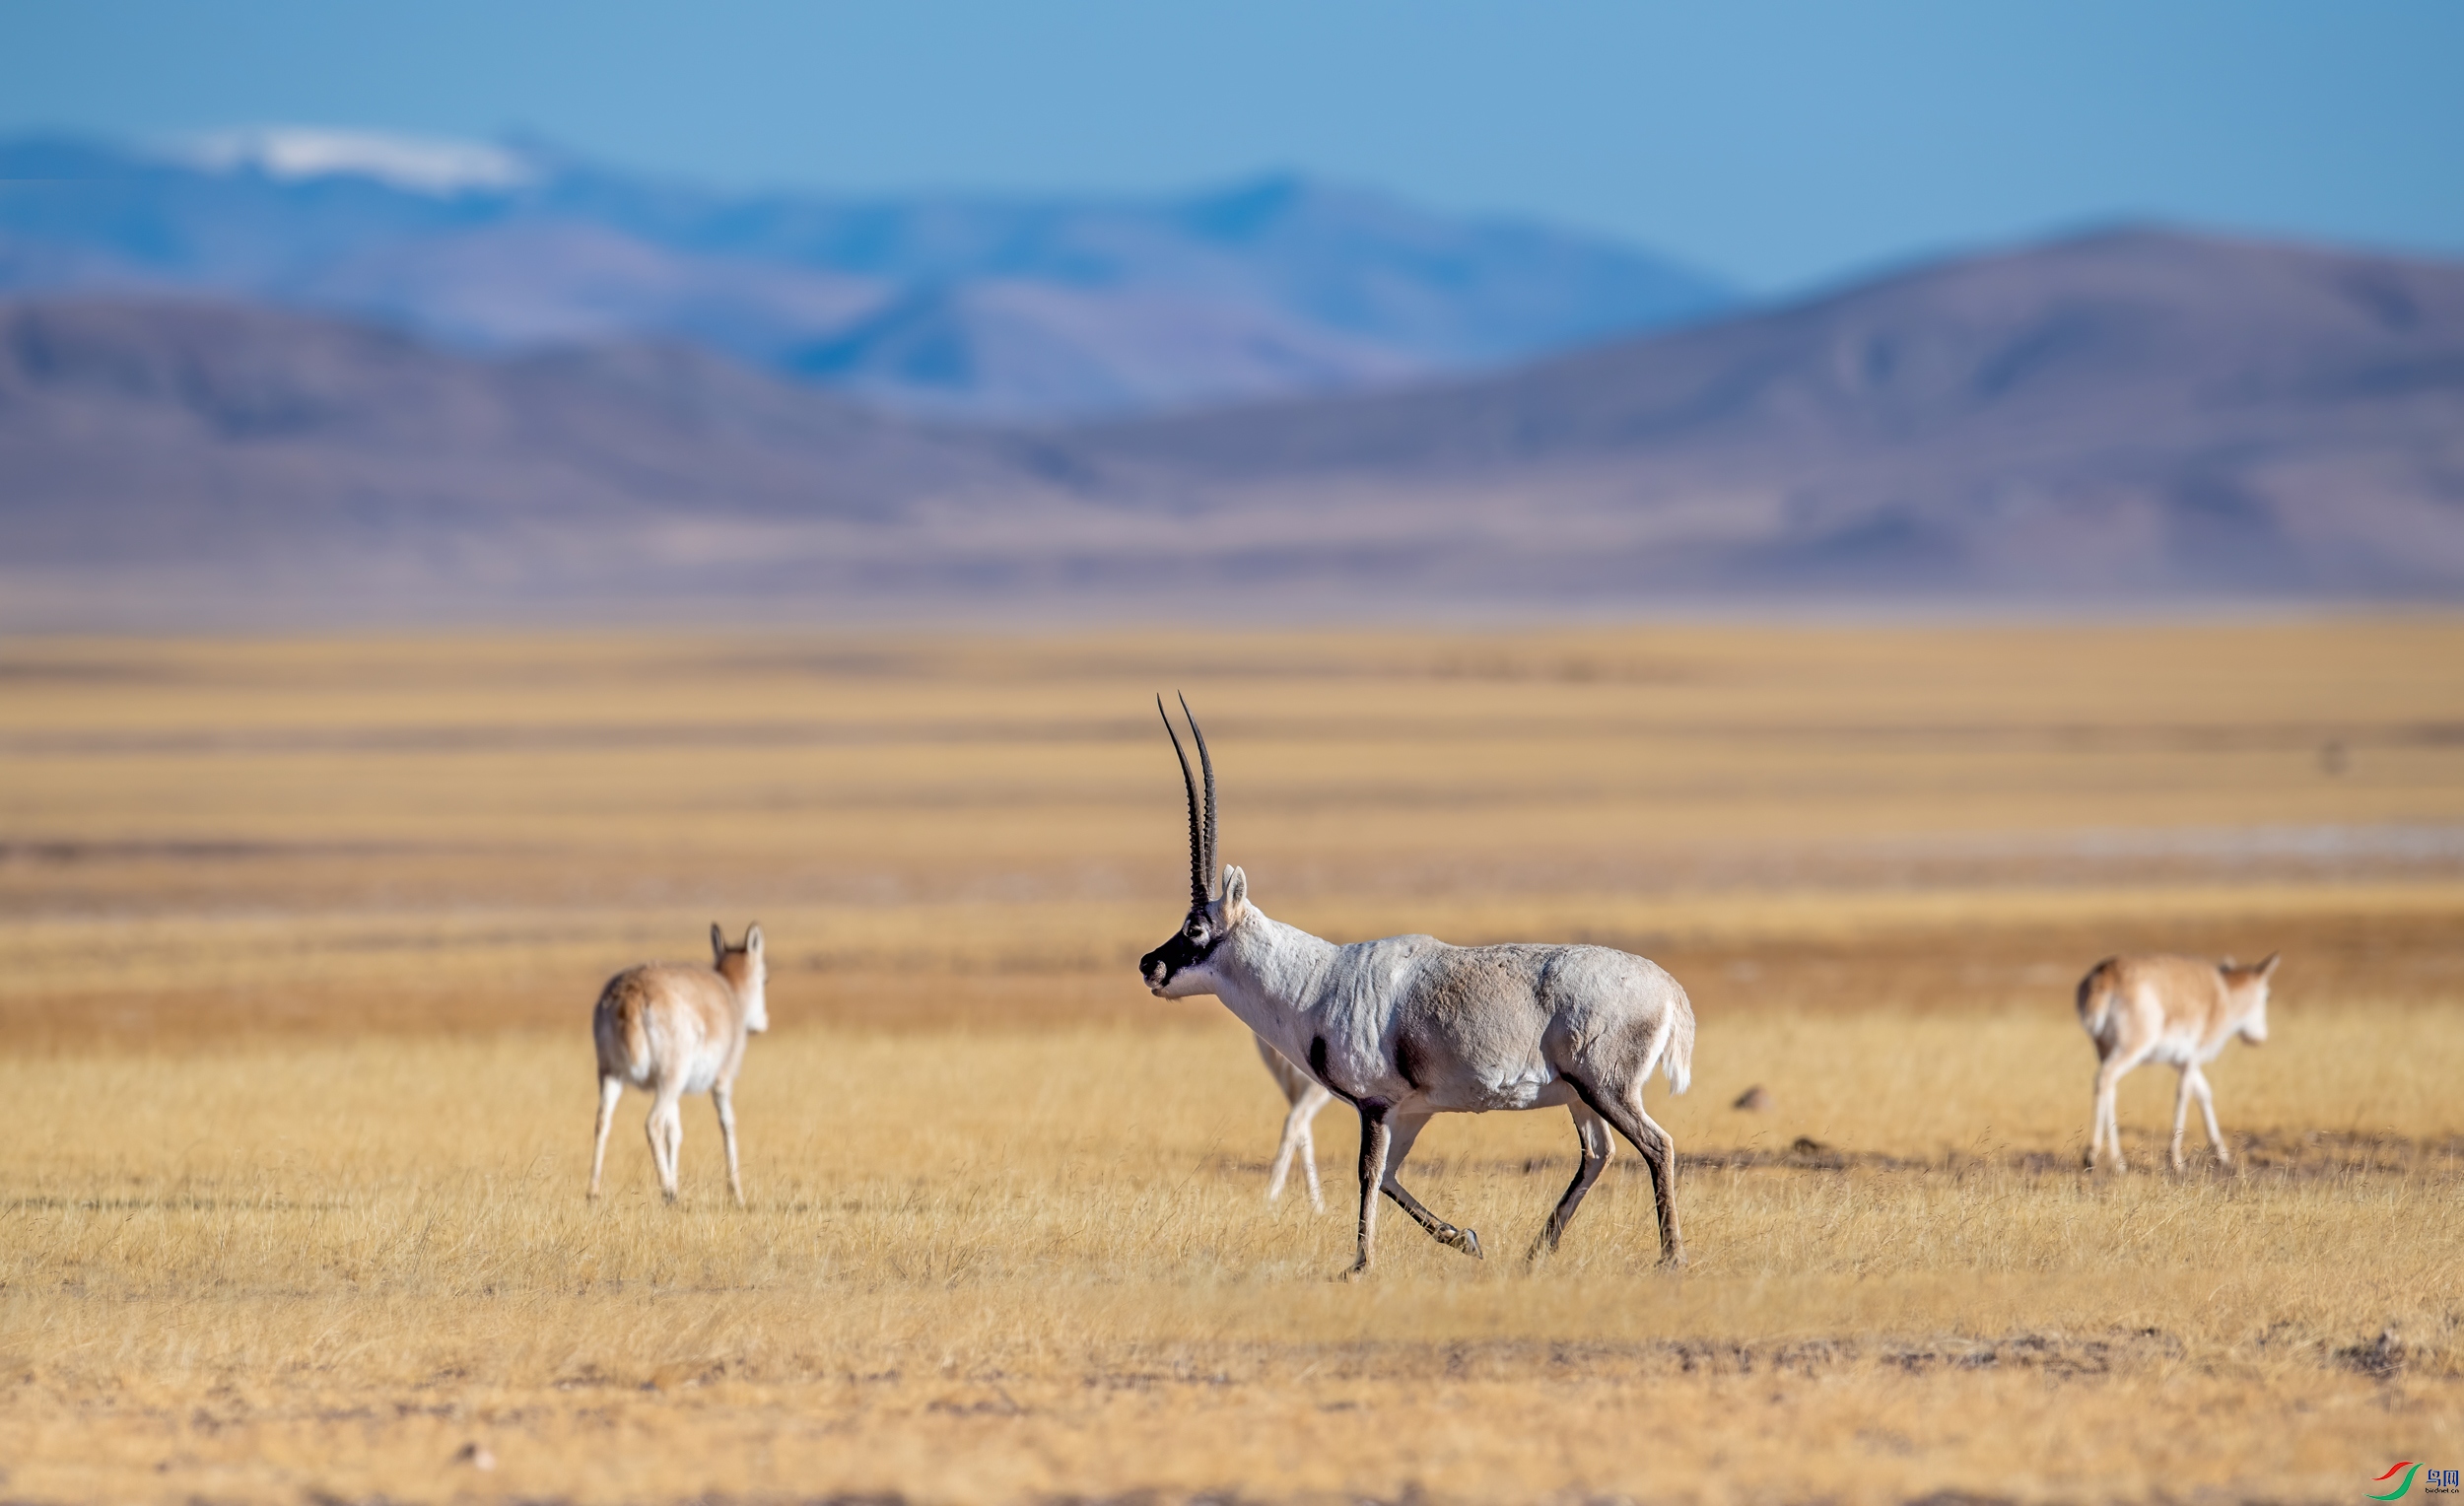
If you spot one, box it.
[2078,952,2276,1172]
[1139,698,1694,1276]
[1256,1035,1335,1210]
[589,924,769,1204]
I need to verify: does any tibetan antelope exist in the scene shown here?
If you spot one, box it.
[2078,952,2276,1172]
[1257,1035,1335,1210]
[589,924,769,1204]
[1138,698,1695,1276]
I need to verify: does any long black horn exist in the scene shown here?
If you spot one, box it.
[1180,692,1216,897]
[1158,695,1206,910]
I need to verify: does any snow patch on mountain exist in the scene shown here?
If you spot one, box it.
[169,127,537,195]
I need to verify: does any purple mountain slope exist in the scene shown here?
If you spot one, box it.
[0,131,1736,419]
[1071,227,2464,596]
[1,228,2457,627]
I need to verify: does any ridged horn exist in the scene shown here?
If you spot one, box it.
[1179,693,1217,897]
[1158,695,1207,911]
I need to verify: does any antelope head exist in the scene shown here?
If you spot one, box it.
[1140,696,1251,997]
[2224,951,2279,1044]
[713,922,770,1032]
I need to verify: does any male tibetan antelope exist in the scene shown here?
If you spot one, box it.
[1139,698,1694,1275]
[2078,952,2276,1172]
[589,924,769,1204]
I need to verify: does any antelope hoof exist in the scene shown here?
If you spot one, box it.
[1448,1227,1484,1260]
[1660,1246,1688,1269]
[1337,1260,1372,1282]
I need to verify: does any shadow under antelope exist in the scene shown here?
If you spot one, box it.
[590,924,769,1204]
[2077,951,2276,1172]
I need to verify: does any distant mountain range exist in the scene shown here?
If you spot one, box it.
[4,223,2459,627]
[1071,227,2464,599]
[0,129,1736,420]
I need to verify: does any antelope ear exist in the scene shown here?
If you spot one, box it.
[1220,864,1249,924]
[2257,951,2280,976]
[746,924,764,956]
[711,923,727,961]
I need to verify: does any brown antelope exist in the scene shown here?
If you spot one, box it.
[2077,952,2276,1172]
[589,924,769,1203]
[1256,1035,1334,1210]
[1140,698,1694,1276]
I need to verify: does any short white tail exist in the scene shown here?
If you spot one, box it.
[1662,1004,1694,1095]
[615,1003,653,1083]
[2077,960,2120,1037]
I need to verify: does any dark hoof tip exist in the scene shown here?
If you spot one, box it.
[1457,1228,1484,1260]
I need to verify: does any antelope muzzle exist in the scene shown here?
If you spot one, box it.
[1139,927,1205,993]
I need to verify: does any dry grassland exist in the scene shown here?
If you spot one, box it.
[1,619,2461,1504]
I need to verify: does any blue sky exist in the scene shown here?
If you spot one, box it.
[4,0,2458,291]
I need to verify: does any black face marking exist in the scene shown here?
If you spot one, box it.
[1137,908,1220,990]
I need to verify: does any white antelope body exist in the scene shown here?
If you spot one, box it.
[590,924,770,1203]
[1257,1035,1334,1210]
[1139,699,1694,1275]
[2078,951,2275,1172]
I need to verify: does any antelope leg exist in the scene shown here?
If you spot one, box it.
[1344,1105,1392,1279]
[1575,1077,1685,1266]
[2190,1064,2230,1164]
[2089,1053,2142,1171]
[1529,1103,1613,1260]
[714,1084,744,1207]
[588,1074,622,1198]
[1266,1088,1319,1204]
[2169,1067,2195,1171]
[647,1086,685,1201]
[1378,1112,1482,1260]
[1297,1091,1327,1212]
